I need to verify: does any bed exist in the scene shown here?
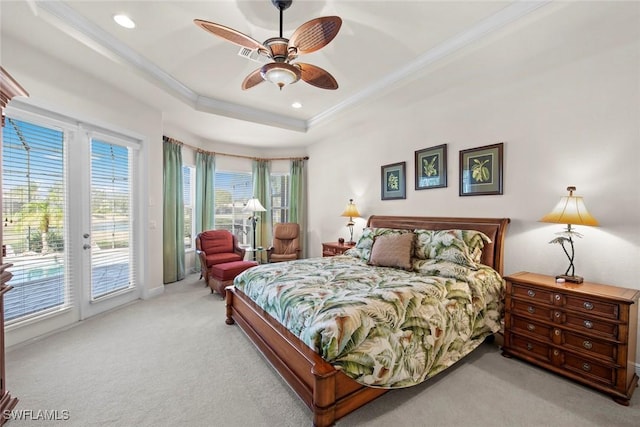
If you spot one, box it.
[225,215,509,426]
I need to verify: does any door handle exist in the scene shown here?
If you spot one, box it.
[83,233,90,239]
[83,244,91,250]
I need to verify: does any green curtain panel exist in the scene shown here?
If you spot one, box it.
[195,151,215,272]
[289,159,307,258]
[195,151,215,234]
[252,159,271,249]
[162,139,185,283]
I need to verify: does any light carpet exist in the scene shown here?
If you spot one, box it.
[5,273,640,426]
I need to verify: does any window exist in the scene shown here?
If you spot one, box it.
[182,166,194,249]
[90,138,135,299]
[214,171,252,246]
[271,173,289,225]
[2,118,68,322]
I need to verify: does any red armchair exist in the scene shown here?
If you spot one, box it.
[196,230,246,285]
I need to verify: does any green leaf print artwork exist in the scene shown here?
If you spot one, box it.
[422,155,438,178]
[470,155,492,183]
[387,172,399,191]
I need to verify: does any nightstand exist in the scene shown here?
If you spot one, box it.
[322,242,355,257]
[502,271,639,405]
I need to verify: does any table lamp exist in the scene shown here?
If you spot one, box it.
[340,199,361,245]
[539,186,599,284]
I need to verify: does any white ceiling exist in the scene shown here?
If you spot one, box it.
[1,1,632,149]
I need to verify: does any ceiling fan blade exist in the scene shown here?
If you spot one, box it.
[194,19,265,52]
[241,68,265,90]
[289,16,342,55]
[297,63,338,90]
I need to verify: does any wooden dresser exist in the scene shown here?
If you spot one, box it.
[322,242,355,257]
[502,271,639,405]
[1,66,27,424]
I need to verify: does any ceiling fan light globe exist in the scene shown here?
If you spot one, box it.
[260,63,301,89]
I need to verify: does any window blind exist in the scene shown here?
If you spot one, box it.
[214,171,252,246]
[90,139,135,299]
[2,118,70,322]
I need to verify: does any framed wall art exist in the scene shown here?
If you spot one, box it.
[415,144,447,190]
[381,161,406,200]
[459,142,504,196]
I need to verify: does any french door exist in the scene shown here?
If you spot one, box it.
[2,110,140,343]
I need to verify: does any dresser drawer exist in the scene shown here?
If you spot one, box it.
[563,353,615,387]
[508,332,551,363]
[564,295,619,320]
[511,283,553,305]
[510,300,553,322]
[562,331,616,362]
[564,312,619,339]
[510,315,553,342]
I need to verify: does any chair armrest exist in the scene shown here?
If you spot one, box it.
[195,249,207,263]
[234,246,246,259]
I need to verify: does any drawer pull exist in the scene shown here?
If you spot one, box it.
[582,363,591,372]
[555,294,561,301]
[527,290,536,297]
[527,324,536,331]
[554,329,561,336]
[553,349,560,356]
[583,340,593,350]
[527,306,535,314]
[526,343,533,351]
[554,311,561,318]
[583,320,593,329]
[583,302,594,310]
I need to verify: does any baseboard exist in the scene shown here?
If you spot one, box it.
[143,285,164,300]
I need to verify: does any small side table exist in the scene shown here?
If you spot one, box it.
[244,248,266,264]
[322,242,355,257]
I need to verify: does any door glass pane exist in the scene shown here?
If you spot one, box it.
[2,118,69,322]
[90,139,132,299]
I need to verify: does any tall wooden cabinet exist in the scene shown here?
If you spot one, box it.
[1,66,29,424]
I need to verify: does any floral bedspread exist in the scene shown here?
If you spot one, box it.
[233,254,504,388]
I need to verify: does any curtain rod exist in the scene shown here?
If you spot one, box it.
[163,135,309,162]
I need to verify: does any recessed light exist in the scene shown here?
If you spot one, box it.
[113,14,136,29]
[291,102,302,109]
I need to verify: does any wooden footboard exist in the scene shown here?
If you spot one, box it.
[225,216,510,426]
[226,286,387,426]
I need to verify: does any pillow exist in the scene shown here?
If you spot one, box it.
[413,258,477,279]
[367,233,414,270]
[353,227,412,261]
[413,229,491,267]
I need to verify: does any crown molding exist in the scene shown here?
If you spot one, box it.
[33,0,551,134]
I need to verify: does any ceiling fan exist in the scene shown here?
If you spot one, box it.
[194,0,341,91]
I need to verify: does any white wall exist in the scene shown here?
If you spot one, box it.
[306,7,640,359]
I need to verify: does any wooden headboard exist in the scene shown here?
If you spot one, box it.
[367,215,510,275]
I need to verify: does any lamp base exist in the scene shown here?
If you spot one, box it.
[556,274,584,284]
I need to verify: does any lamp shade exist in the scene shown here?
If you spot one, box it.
[539,186,599,226]
[243,197,266,213]
[341,199,361,218]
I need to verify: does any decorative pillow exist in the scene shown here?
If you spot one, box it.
[353,227,412,261]
[413,259,477,280]
[413,229,491,267]
[367,233,414,270]
[460,230,492,263]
